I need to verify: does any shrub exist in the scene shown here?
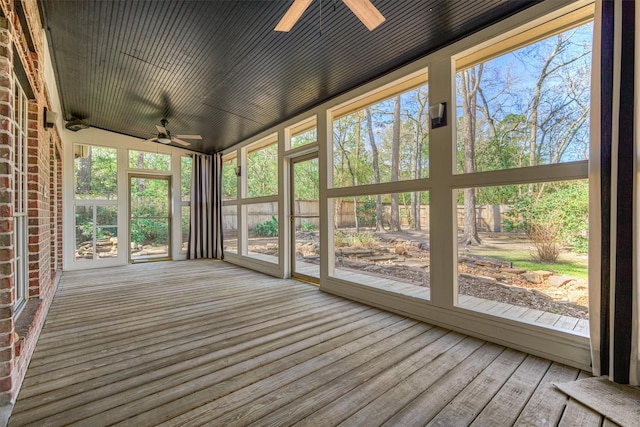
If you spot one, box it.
[529,223,560,263]
[254,216,279,236]
[505,181,588,257]
[357,199,377,228]
[301,221,315,232]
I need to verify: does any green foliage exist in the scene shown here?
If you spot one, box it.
[129,150,171,171]
[356,199,377,227]
[291,128,317,148]
[335,231,378,248]
[247,143,278,197]
[504,181,588,254]
[222,157,238,199]
[131,218,168,246]
[254,216,279,237]
[130,178,170,246]
[74,145,118,200]
[181,156,193,201]
[294,158,319,200]
[301,221,315,232]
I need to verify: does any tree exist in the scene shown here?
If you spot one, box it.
[401,86,429,229]
[459,65,482,246]
[389,95,401,231]
[365,108,384,231]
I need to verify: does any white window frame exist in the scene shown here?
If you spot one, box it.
[13,76,29,315]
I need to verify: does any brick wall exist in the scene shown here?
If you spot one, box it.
[0,1,61,404]
[0,16,16,403]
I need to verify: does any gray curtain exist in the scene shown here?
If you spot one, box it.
[589,0,639,385]
[189,153,224,259]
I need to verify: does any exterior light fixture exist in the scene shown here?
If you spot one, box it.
[234,166,241,177]
[429,102,447,129]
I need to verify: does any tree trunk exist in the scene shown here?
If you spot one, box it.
[365,108,383,231]
[390,95,401,231]
[460,68,481,246]
[77,150,92,194]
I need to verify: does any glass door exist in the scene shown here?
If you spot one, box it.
[291,154,320,280]
[129,175,171,261]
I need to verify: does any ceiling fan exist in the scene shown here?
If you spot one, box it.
[147,118,202,147]
[275,0,385,32]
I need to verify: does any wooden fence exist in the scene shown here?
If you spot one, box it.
[223,201,509,232]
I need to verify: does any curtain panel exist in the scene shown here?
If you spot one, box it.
[189,153,224,260]
[589,0,639,385]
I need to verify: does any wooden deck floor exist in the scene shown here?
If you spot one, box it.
[10,260,610,426]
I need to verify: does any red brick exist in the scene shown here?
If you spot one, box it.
[0,318,12,334]
[0,361,11,377]
[0,377,13,395]
[0,290,13,306]
[0,220,12,233]
[0,204,11,217]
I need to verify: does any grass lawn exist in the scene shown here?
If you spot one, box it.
[464,247,588,280]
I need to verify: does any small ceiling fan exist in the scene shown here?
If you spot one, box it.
[275,0,385,32]
[147,118,202,147]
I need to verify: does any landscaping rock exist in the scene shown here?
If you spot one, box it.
[500,267,527,274]
[548,275,574,287]
[532,270,554,278]
[460,273,497,284]
[521,272,543,284]
[395,246,408,255]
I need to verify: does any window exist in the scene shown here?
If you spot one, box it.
[246,138,278,198]
[75,145,118,200]
[222,205,238,254]
[328,71,430,299]
[129,150,171,171]
[222,154,238,200]
[289,118,317,149]
[74,145,119,260]
[453,16,592,333]
[332,74,429,188]
[180,156,192,255]
[330,191,430,299]
[455,20,592,174]
[246,203,279,264]
[13,77,29,313]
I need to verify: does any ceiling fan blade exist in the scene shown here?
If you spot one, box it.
[156,125,168,134]
[275,0,313,32]
[172,138,191,146]
[342,0,385,31]
[174,134,202,140]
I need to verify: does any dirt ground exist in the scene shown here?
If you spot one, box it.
[335,230,588,319]
[232,229,590,320]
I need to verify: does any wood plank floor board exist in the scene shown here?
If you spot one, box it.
[135,320,432,427]
[574,319,590,335]
[19,295,359,396]
[558,399,603,427]
[514,362,580,426]
[13,301,377,415]
[557,371,603,427]
[332,337,484,426]
[36,279,310,338]
[553,315,580,331]
[426,348,529,426]
[26,288,328,369]
[9,261,602,427]
[470,355,552,426]
[208,328,452,425]
[27,289,325,365]
[16,305,385,418]
[72,317,425,426]
[378,342,506,426]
